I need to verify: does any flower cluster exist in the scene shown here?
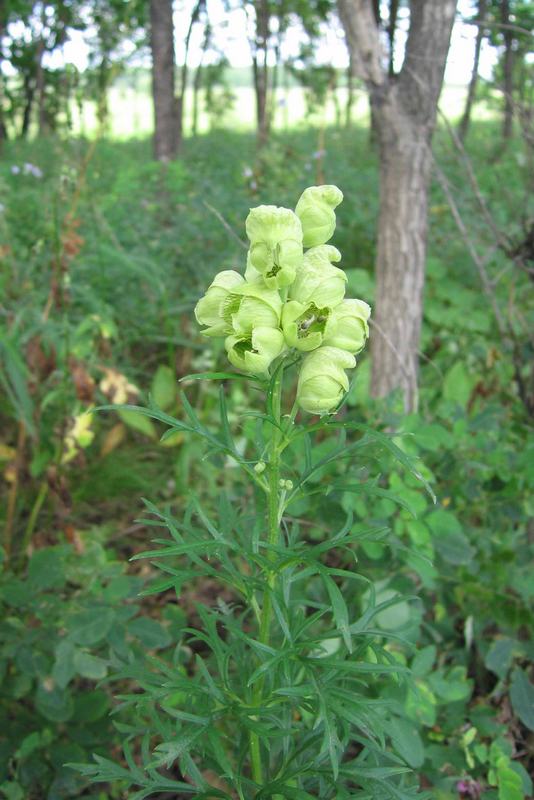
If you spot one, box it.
[195,185,370,414]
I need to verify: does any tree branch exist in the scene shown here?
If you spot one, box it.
[337,0,386,88]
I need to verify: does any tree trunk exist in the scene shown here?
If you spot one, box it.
[192,63,202,136]
[150,0,178,161]
[372,91,431,409]
[0,21,7,145]
[21,74,35,138]
[458,0,486,141]
[253,0,270,145]
[338,0,457,411]
[501,0,514,139]
[35,38,47,135]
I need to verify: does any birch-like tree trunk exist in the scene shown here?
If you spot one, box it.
[150,0,178,161]
[338,0,457,411]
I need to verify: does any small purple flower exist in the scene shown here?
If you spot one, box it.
[23,162,43,178]
[243,166,253,178]
[312,149,326,160]
[11,165,20,175]
[456,779,481,798]
[250,180,257,191]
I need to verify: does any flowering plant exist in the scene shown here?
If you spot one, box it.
[78,186,432,799]
[195,186,370,415]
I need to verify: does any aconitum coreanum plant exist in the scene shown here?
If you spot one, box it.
[77,186,432,800]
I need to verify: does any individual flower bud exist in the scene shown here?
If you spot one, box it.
[289,245,347,308]
[295,185,343,248]
[225,326,285,376]
[223,281,282,335]
[254,460,266,474]
[324,298,371,355]
[245,205,303,289]
[284,479,293,491]
[195,270,245,337]
[282,300,334,352]
[296,346,356,415]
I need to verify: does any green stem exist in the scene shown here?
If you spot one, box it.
[250,363,285,788]
[21,480,48,555]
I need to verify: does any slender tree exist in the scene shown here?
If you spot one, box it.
[0,17,7,144]
[459,0,487,141]
[149,0,178,160]
[338,0,457,411]
[501,0,514,139]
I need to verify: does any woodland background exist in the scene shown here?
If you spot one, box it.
[0,1,533,798]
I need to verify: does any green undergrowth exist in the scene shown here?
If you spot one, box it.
[0,122,533,798]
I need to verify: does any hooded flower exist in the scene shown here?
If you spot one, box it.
[225,327,285,375]
[282,300,335,352]
[245,205,303,289]
[297,346,356,415]
[289,245,347,308]
[223,281,282,335]
[295,185,343,248]
[324,298,371,355]
[195,270,245,337]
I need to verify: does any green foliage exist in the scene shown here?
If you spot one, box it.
[0,535,158,799]
[0,120,532,797]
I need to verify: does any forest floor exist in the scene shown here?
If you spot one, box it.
[1,122,533,799]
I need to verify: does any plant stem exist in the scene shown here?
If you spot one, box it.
[4,421,26,563]
[21,480,49,555]
[250,363,285,788]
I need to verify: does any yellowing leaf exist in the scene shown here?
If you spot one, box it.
[100,423,126,457]
[118,409,157,439]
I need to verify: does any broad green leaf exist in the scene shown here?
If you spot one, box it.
[27,546,69,591]
[118,409,158,439]
[485,638,519,680]
[71,689,109,722]
[389,717,425,768]
[67,608,115,645]
[151,365,176,410]
[52,640,76,689]
[427,510,474,565]
[127,617,172,649]
[35,683,74,722]
[406,680,437,727]
[73,650,108,680]
[412,645,436,678]
[442,361,477,408]
[510,668,534,731]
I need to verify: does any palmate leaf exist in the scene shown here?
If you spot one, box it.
[290,420,435,502]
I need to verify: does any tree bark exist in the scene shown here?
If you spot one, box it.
[21,74,35,138]
[35,38,47,135]
[252,0,270,145]
[459,0,486,141]
[338,0,457,411]
[0,20,7,145]
[150,0,178,161]
[501,0,514,139]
